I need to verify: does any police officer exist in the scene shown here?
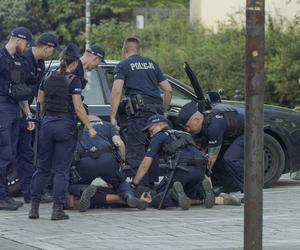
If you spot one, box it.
[29,43,97,220]
[131,114,215,209]
[73,44,105,83]
[177,101,244,194]
[41,44,106,201]
[70,115,148,212]
[110,37,172,186]
[17,32,61,203]
[0,27,34,211]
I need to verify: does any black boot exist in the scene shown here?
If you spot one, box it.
[124,193,148,210]
[51,204,69,220]
[169,181,190,210]
[28,201,40,219]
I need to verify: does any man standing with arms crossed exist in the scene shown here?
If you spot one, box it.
[110,37,172,186]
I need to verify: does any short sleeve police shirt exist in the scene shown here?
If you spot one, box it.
[78,121,120,151]
[145,131,169,158]
[145,130,205,160]
[205,115,226,148]
[24,48,45,102]
[113,54,166,98]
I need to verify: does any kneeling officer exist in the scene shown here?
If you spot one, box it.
[70,115,148,212]
[132,115,215,209]
[29,43,96,220]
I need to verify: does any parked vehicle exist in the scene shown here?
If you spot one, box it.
[8,60,300,195]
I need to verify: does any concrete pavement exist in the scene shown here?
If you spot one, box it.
[0,174,300,250]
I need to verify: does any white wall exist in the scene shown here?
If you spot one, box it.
[199,0,300,29]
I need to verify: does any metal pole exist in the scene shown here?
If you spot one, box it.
[244,1,265,250]
[85,0,91,50]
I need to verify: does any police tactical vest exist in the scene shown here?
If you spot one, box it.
[162,129,196,155]
[44,72,76,114]
[4,53,32,102]
[203,106,242,139]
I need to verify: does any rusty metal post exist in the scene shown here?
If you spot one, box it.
[244,0,265,250]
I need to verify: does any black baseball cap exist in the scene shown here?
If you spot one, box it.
[11,27,34,44]
[37,32,61,51]
[142,114,168,132]
[176,101,199,127]
[86,45,105,62]
[61,43,81,59]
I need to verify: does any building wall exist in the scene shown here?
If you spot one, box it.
[199,0,300,28]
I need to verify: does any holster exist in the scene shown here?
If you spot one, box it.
[125,94,145,116]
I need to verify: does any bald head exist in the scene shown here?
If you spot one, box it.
[122,37,141,57]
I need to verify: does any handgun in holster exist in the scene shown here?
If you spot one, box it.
[132,94,144,111]
[125,97,135,116]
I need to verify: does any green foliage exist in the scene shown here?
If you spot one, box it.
[89,15,300,107]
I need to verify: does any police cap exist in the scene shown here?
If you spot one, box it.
[61,43,81,59]
[11,27,33,43]
[37,32,62,51]
[142,114,168,132]
[86,45,105,61]
[176,101,198,127]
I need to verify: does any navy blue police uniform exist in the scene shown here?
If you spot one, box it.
[202,110,244,193]
[30,71,82,206]
[17,33,60,202]
[17,48,45,202]
[0,27,33,209]
[113,55,166,184]
[177,102,245,193]
[69,120,135,199]
[144,127,207,200]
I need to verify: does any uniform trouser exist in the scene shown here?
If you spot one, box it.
[70,153,133,198]
[0,103,20,199]
[156,165,206,200]
[126,104,163,185]
[212,135,244,193]
[16,117,35,200]
[31,116,76,205]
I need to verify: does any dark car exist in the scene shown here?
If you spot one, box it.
[8,60,300,195]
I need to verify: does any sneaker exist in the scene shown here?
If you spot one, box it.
[219,193,241,206]
[0,198,19,210]
[202,179,215,208]
[6,197,23,207]
[78,184,97,212]
[40,192,53,203]
[170,182,190,210]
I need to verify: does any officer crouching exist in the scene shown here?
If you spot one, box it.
[177,101,244,195]
[69,115,148,212]
[29,43,96,220]
[131,115,215,209]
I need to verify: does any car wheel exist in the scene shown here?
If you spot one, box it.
[7,163,21,197]
[263,133,285,187]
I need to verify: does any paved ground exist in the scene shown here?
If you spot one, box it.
[1,174,300,250]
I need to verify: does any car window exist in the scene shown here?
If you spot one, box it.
[82,69,105,105]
